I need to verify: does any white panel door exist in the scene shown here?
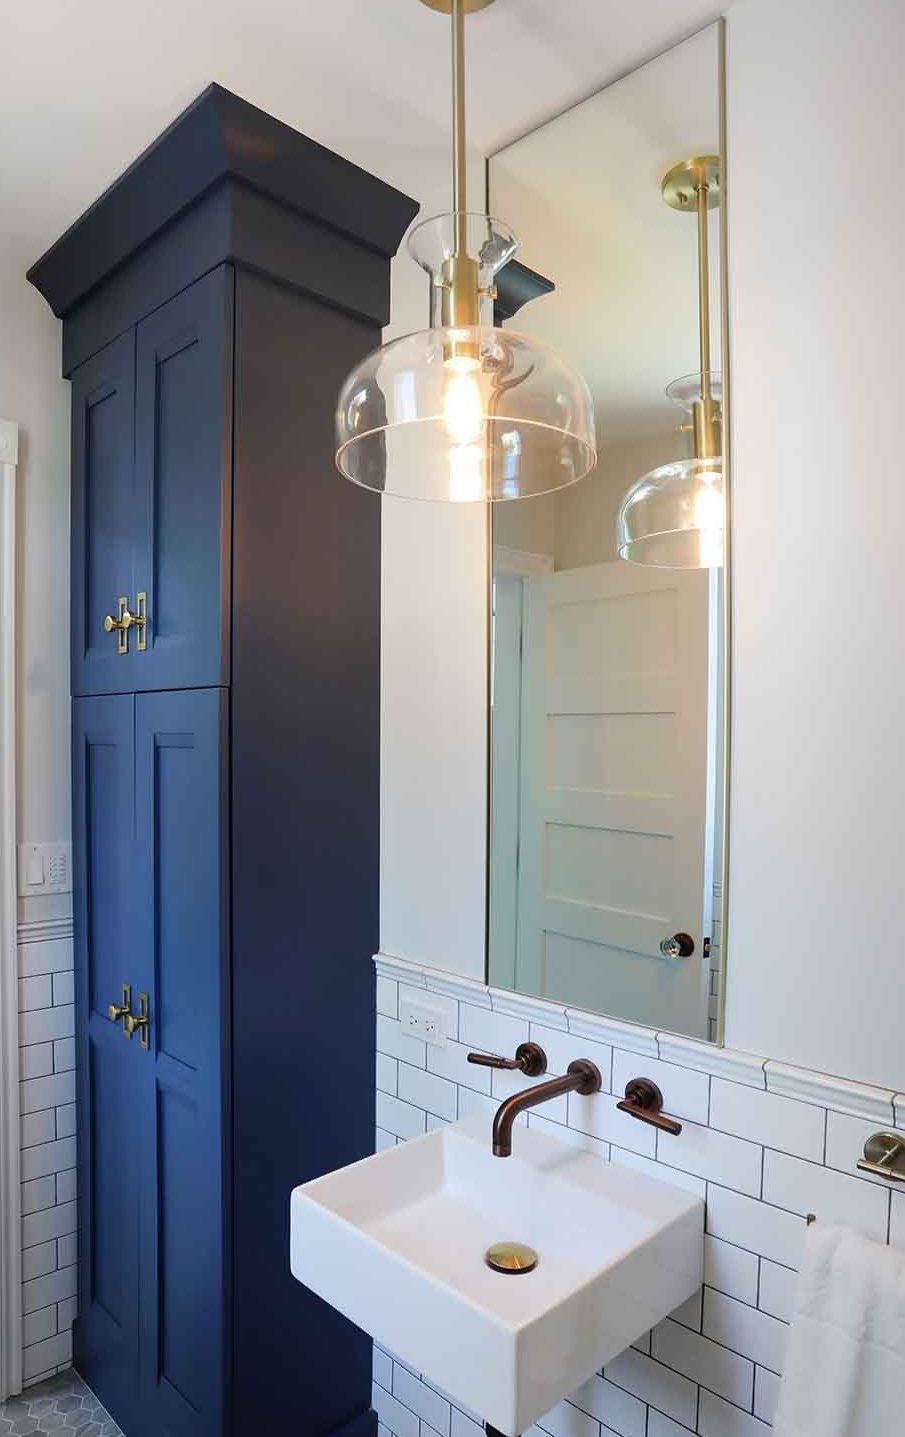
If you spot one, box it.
[514,561,715,1037]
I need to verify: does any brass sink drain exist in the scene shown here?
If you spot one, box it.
[485,1241,538,1274]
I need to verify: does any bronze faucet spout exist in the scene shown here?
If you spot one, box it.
[491,1059,602,1157]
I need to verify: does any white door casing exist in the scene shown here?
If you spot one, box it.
[0,420,20,1400]
[513,559,717,1038]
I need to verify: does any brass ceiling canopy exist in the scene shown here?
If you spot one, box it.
[485,1242,539,1275]
[419,0,497,11]
[661,156,720,212]
[616,152,725,567]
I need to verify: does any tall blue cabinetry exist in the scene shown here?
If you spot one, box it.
[30,85,418,1437]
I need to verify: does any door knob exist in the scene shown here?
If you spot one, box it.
[123,992,151,1050]
[660,932,695,960]
[106,983,132,1030]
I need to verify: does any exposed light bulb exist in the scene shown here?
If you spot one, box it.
[694,472,723,567]
[449,443,485,503]
[443,370,485,447]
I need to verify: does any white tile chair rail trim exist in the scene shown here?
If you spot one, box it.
[0,421,21,1400]
[16,917,75,946]
[765,1061,897,1125]
[373,953,905,1133]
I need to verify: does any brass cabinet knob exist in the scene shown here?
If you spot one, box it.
[107,983,132,1031]
[104,608,140,633]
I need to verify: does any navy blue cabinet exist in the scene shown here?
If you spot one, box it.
[73,690,226,1437]
[71,269,232,696]
[32,84,418,1437]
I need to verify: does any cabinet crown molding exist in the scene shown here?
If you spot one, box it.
[27,82,419,320]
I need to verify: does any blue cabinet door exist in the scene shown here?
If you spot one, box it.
[133,688,227,1437]
[72,695,142,1433]
[133,268,233,691]
[71,335,138,696]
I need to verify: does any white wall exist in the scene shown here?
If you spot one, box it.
[381,0,905,1093]
[2,259,71,849]
[722,0,905,1089]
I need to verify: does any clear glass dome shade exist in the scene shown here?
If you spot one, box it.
[617,456,724,568]
[335,325,597,502]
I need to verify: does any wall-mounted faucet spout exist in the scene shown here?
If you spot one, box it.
[491,1060,602,1157]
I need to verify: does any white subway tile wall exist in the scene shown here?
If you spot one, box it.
[17,927,77,1385]
[372,956,904,1437]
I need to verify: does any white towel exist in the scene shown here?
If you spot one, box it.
[773,1222,905,1437]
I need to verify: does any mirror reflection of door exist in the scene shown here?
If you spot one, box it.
[487,23,727,1042]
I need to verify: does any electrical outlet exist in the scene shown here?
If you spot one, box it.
[17,842,72,897]
[398,996,447,1047]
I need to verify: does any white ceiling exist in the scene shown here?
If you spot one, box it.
[6,0,722,269]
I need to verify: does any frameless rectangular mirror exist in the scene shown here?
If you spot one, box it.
[487,23,728,1042]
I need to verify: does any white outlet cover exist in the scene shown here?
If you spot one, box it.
[399,996,447,1048]
[17,842,72,896]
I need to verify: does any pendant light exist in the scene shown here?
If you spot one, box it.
[617,157,724,567]
[334,0,597,502]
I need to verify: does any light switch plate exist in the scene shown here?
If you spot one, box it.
[17,842,72,896]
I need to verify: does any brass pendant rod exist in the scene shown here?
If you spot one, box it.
[695,175,712,404]
[451,0,467,255]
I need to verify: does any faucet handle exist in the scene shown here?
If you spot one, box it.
[467,1042,547,1078]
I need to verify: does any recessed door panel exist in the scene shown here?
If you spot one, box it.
[72,695,142,1434]
[134,267,233,691]
[135,687,227,1437]
[71,333,137,695]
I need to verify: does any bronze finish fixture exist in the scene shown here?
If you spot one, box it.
[467,1042,547,1077]
[491,1060,602,1157]
[616,1079,683,1136]
[856,1131,905,1182]
[484,1241,538,1275]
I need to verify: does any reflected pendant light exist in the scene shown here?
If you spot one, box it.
[617,157,724,567]
[334,0,597,502]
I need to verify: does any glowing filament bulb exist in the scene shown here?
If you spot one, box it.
[443,371,485,446]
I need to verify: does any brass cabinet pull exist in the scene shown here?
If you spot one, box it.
[123,991,151,1050]
[103,593,148,653]
[106,983,132,1031]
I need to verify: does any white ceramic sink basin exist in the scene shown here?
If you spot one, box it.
[290,1115,703,1435]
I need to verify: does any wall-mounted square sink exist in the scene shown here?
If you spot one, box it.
[290,1116,703,1436]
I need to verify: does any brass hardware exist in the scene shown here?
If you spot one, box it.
[492,1059,602,1157]
[124,991,151,1050]
[419,0,496,11]
[103,597,131,654]
[135,591,148,651]
[103,596,147,654]
[485,1241,538,1275]
[661,156,721,214]
[467,1042,547,1077]
[856,1131,905,1182]
[660,932,695,961]
[616,1078,683,1136]
[106,983,132,1033]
